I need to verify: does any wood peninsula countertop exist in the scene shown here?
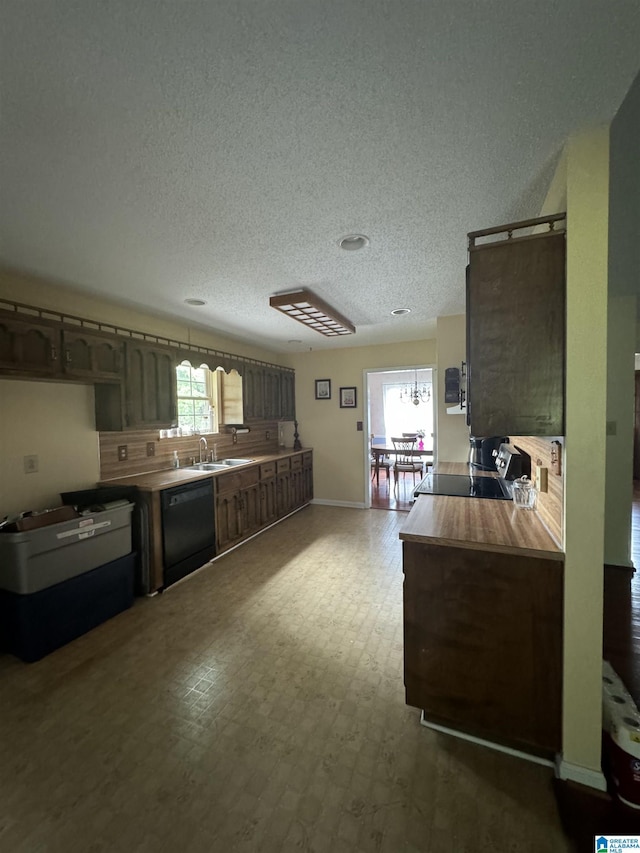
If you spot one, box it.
[99,448,311,493]
[399,462,563,560]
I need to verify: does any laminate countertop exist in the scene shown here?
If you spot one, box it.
[98,449,311,493]
[399,462,563,560]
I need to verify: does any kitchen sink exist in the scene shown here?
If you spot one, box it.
[187,462,228,471]
[186,458,254,471]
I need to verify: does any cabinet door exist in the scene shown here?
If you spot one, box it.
[0,315,60,376]
[291,468,305,508]
[467,232,565,436]
[302,452,313,503]
[403,541,562,755]
[260,478,278,526]
[126,343,178,429]
[243,366,264,421]
[276,472,292,516]
[215,492,242,551]
[289,455,304,508]
[280,371,295,421]
[263,368,281,420]
[240,483,261,537]
[62,329,124,380]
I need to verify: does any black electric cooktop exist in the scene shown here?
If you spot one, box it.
[414,473,513,501]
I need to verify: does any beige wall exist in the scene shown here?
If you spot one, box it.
[0,379,100,518]
[562,125,609,778]
[436,314,469,462]
[605,295,636,566]
[291,339,435,505]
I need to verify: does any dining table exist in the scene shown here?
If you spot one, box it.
[371,441,434,487]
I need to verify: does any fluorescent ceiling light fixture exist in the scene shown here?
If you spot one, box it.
[391,307,411,316]
[269,289,355,337]
[184,298,207,306]
[338,234,369,251]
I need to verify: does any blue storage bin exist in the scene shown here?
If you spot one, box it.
[0,552,135,662]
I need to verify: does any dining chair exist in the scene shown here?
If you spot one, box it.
[390,435,424,489]
[370,435,391,483]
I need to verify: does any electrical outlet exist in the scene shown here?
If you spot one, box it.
[266,430,270,440]
[535,465,548,493]
[146,442,155,457]
[23,454,38,474]
[118,445,128,461]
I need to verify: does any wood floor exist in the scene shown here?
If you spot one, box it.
[603,484,640,706]
[560,485,640,842]
[370,468,420,512]
[0,505,571,852]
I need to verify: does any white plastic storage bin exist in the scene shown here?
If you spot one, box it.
[0,503,134,594]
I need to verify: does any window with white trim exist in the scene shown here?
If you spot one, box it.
[176,362,218,434]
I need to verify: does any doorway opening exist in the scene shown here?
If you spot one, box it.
[364,366,436,511]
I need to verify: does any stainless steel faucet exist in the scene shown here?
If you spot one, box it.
[199,436,208,462]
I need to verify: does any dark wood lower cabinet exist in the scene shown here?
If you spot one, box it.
[215,452,313,555]
[215,492,242,552]
[403,541,563,757]
[302,451,313,503]
[260,477,278,526]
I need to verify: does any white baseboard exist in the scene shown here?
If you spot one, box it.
[419,713,553,768]
[554,755,607,791]
[310,499,366,509]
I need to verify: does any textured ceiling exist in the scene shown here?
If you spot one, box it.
[1,1,639,352]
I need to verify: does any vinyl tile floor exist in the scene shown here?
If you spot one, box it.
[0,505,571,852]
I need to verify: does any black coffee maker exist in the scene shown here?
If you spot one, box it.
[469,435,508,471]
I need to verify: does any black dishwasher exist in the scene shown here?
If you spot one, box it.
[161,480,215,588]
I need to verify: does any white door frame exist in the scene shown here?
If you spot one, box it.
[362,364,438,508]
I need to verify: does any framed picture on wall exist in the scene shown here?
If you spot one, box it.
[339,386,357,408]
[315,379,331,400]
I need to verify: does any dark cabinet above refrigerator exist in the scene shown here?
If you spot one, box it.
[466,213,566,437]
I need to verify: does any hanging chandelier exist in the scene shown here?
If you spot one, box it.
[400,372,431,406]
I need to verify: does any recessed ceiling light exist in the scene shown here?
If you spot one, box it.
[184,298,206,306]
[287,339,302,344]
[338,234,369,251]
[391,308,411,316]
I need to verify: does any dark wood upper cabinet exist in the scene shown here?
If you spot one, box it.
[263,368,281,420]
[62,329,124,381]
[125,342,177,429]
[466,216,566,436]
[243,365,295,422]
[242,365,264,420]
[280,371,295,421]
[0,303,296,431]
[0,315,60,376]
